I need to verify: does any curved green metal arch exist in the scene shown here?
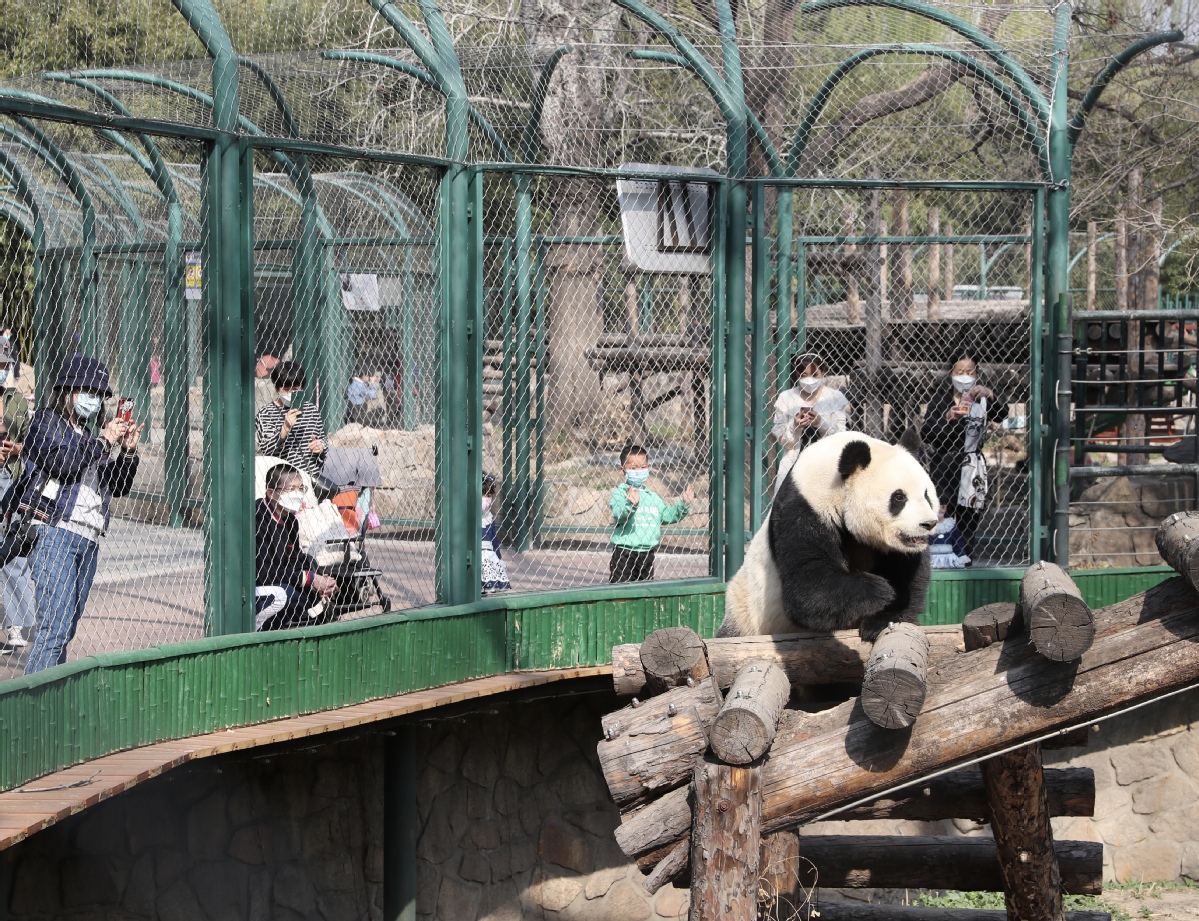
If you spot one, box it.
[799,0,1049,125]
[520,45,573,163]
[787,44,1048,177]
[168,0,239,132]
[0,196,36,238]
[1069,31,1183,144]
[1068,232,1115,272]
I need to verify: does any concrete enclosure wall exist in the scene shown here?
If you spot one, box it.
[3,686,1199,920]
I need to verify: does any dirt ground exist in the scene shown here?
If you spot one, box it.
[1098,881,1199,920]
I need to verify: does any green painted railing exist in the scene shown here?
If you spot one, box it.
[0,567,1174,793]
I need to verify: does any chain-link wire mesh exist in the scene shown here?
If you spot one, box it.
[757,183,1038,567]
[480,170,711,591]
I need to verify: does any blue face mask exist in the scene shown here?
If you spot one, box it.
[625,468,650,487]
[73,393,102,420]
[0,370,10,387]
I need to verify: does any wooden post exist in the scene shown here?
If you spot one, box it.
[1020,561,1095,662]
[1125,169,1146,462]
[962,601,1023,651]
[944,221,955,303]
[966,616,1066,921]
[758,829,810,921]
[689,757,762,921]
[843,203,860,324]
[861,622,930,729]
[710,662,790,764]
[879,217,890,313]
[599,678,724,808]
[1086,221,1097,312]
[894,189,915,319]
[1156,511,1199,593]
[1115,211,1129,312]
[928,206,941,318]
[641,626,712,695]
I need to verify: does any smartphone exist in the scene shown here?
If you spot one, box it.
[117,398,135,423]
[289,389,304,410]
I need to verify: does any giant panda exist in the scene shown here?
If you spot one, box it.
[719,430,938,643]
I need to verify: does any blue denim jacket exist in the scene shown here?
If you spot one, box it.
[12,411,139,531]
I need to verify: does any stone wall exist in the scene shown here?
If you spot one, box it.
[4,686,1199,920]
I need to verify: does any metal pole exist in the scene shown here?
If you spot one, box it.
[1028,186,1046,562]
[749,183,769,531]
[383,726,417,921]
[513,177,535,550]
[709,182,727,578]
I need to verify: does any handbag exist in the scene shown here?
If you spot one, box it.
[0,466,50,565]
[957,398,989,510]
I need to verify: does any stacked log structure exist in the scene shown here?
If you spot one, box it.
[600,534,1199,919]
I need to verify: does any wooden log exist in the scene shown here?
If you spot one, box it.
[641,627,712,696]
[894,189,914,319]
[1155,511,1199,593]
[795,835,1101,894]
[1021,562,1095,662]
[961,602,1023,651]
[966,614,1065,921]
[944,221,955,302]
[611,625,965,697]
[613,579,1199,860]
[758,829,811,921]
[710,662,790,764]
[689,757,761,921]
[1086,220,1098,312]
[643,840,689,895]
[815,903,1110,921]
[860,622,930,729]
[928,207,941,318]
[634,768,1095,887]
[599,678,723,809]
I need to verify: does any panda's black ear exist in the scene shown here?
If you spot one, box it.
[838,440,872,479]
[898,427,923,458]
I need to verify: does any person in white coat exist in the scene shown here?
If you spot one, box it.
[772,353,850,496]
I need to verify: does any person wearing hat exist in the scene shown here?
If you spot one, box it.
[0,339,33,655]
[18,355,142,674]
[771,352,851,496]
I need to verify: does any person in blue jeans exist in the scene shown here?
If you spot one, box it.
[0,340,34,654]
[20,355,141,674]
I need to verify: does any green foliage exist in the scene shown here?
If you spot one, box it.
[921,890,1133,921]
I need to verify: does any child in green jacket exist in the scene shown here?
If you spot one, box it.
[609,443,694,583]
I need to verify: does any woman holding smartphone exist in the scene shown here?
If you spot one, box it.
[254,360,332,496]
[20,355,141,674]
[771,353,851,495]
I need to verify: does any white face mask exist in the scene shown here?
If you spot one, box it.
[798,376,822,394]
[0,369,10,387]
[952,375,977,393]
[278,391,294,407]
[73,393,102,419]
[482,497,493,513]
[277,490,305,513]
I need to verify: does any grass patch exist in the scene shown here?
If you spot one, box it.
[919,890,1132,920]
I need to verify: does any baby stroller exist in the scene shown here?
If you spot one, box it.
[255,454,391,620]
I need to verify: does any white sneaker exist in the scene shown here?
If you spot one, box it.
[1,625,28,650]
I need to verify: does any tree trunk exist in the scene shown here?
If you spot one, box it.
[894,190,915,319]
[689,758,762,921]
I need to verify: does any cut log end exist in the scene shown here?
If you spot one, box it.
[640,626,711,695]
[1156,512,1199,593]
[1021,562,1095,662]
[861,623,930,730]
[962,602,1024,651]
[709,661,790,765]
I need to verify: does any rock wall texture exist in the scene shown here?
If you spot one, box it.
[4,686,1199,920]
[1069,475,1193,568]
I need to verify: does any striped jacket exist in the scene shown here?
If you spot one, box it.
[254,400,328,478]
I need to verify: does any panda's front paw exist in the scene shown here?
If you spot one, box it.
[858,616,890,643]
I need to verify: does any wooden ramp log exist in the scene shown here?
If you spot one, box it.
[961,602,1023,650]
[612,625,965,697]
[710,662,790,764]
[1156,511,1199,593]
[641,627,711,695]
[599,678,723,809]
[1022,561,1095,661]
[815,904,1110,921]
[966,610,1065,921]
[689,757,761,921]
[861,622,930,729]
[614,578,1199,862]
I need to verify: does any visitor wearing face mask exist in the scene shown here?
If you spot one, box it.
[254,361,333,495]
[0,340,34,656]
[771,352,851,495]
[609,443,695,583]
[920,351,1002,559]
[254,463,338,631]
[480,472,511,594]
[19,355,142,674]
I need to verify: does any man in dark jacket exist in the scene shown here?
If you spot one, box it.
[255,463,338,630]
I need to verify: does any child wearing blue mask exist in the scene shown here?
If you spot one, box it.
[17,355,141,673]
[609,443,694,583]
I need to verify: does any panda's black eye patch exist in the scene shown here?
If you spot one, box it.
[890,490,907,516]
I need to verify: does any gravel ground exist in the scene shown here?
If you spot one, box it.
[1099,881,1199,920]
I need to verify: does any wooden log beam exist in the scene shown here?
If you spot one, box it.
[614,579,1199,860]
[641,627,712,696]
[861,622,930,729]
[599,678,723,809]
[1021,562,1095,662]
[710,662,790,765]
[644,840,689,895]
[961,602,1023,651]
[965,614,1065,921]
[689,757,761,921]
[798,836,1101,894]
[1156,512,1199,593]
[815,903,1111,921]
[612,626,965,697]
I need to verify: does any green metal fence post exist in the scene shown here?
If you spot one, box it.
[1028,186,1046,562]
[749,183,769,531]
[709,181,727,579]
[513,177,536,550]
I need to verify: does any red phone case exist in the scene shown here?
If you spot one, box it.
[118,398,135,422]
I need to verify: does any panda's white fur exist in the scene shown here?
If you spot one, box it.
[721,431,938,641]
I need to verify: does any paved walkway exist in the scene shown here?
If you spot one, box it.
[0,518,706,679]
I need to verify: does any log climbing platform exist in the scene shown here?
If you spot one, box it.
[598,512,1199,921]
